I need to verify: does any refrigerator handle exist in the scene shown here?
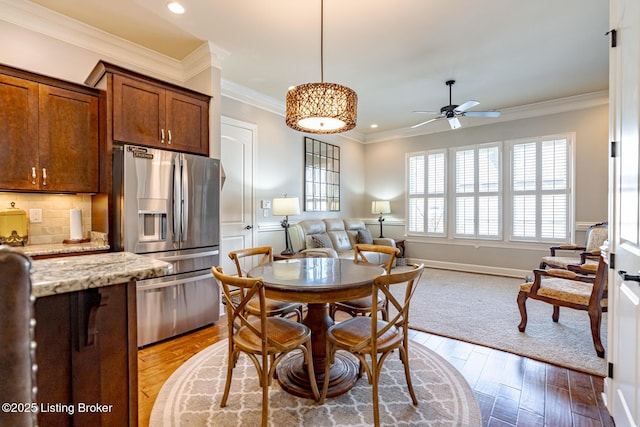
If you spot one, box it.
[181,155,189,242]
[173,156,182,244]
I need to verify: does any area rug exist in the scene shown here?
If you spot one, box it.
[397,267,607,377]
[150,340,482,426]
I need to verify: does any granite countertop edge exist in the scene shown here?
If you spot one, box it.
[30,252,173,298]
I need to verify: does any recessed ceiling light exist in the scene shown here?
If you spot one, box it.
[370,124,378,128]
[167,2,185,14]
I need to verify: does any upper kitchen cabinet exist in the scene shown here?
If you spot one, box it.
[0,66,99,193]
[86,61,210,156]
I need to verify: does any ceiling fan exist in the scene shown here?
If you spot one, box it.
[411,80,501,130]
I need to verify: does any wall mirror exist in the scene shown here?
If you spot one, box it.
[304,137,340,211]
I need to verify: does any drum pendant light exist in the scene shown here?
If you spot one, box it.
[285,0,357,134]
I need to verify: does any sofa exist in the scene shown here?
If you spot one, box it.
[289,218,397,265]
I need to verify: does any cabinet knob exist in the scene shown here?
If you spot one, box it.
[168,129,172,145]
[32,167,36,185]
[161,128,165,144]
[41,168,47,186]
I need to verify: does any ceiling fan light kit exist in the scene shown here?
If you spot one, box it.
[285,0,358,134]
[411,80,501,130]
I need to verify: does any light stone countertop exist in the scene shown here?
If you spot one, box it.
[18,241,111,257]
[30,252,173,298]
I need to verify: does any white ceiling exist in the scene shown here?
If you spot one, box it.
[28,0,609,138]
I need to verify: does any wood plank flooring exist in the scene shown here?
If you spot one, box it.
[138,322,615,427]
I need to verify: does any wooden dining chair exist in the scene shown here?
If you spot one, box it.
[228,246,304,321]
[517,256,608,357]
[212,266,320,427]
[331,244,400,321]
[320,263,425,427]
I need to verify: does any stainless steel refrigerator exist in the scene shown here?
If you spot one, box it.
[113,145,220,347]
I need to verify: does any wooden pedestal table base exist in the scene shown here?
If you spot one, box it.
[276,303,359,399]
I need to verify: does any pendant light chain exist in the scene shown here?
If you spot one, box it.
[320,0,324,83]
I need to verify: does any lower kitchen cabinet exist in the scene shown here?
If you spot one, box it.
[34,281,137,427]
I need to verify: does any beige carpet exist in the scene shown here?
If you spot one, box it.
[397,267,607,377]
[150,340,482,426]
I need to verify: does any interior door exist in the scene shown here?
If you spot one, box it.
[220,117,255,275]
[608,1,640,426]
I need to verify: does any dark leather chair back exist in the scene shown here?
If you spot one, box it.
[0,246,36,427]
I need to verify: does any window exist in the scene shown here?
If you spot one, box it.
[509,136,572,242]
[453,144,501,239]
[407,150,446,235]
[406,133,572,244]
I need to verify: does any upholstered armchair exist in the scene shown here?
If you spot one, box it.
[517,256,608,357]
[539,222,608,269]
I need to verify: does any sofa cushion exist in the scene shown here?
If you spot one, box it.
[308,233,334,249]
[324,218,346,232]
[328,230,352,252]
[356,229,374,244]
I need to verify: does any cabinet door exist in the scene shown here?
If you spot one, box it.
[166,91,209,155]
[39,85,99,192]
[0,74,39,190]
[112,74,166,147]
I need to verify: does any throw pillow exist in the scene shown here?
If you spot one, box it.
[356,229,373,244]
[309,233,334,249]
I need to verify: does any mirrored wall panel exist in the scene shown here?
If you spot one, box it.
[304,137,340,211]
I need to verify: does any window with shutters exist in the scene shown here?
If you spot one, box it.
[453,144,501,239]
[407,150,446,235]
[406,133,572,245]
[509,135,572,243]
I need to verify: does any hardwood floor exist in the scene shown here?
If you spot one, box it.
[138,322,615,427]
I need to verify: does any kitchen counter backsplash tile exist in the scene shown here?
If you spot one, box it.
[31,252,173,298]
[0,192,92,244]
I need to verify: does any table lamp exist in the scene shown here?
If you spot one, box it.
[273,195,300,255]
[371,200,391,238]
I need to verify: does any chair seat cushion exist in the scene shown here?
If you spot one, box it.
[236,317,309,351]
[245,297,300,316]
[327,316,402,352]
[520,278,607,307]
[541,256,599,269]
[335,295,384,310]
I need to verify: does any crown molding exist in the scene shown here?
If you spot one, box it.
[0,0,223,84]
[364,90,609,144]
[222,77,608,145]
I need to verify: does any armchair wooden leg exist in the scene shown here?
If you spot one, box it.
[517,291,528,332]
[552,305,560,322]
[589,307,605,358]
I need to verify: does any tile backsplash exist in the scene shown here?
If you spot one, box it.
[0,193,92,245]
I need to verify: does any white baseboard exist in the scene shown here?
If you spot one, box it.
[407,258,530,279]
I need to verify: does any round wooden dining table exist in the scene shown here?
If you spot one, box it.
[248,257,384,399]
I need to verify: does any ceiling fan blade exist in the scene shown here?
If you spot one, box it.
[410,117,440,129]
[454,100,480,113]
[413,110,441,115]
[448,117,461,129]
[463,111,501,118]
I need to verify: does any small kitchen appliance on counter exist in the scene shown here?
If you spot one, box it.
[0,202,28,246]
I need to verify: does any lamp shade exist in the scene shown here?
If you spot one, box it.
[273,197,300,216]
[286,83,357,134]
[371,200,391,215]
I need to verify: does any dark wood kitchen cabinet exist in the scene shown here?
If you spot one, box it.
[35,281,138,427]
[86,61,210,156]
[0,65,99,193]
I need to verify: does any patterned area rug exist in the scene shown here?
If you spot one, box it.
[150,340,482,426]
